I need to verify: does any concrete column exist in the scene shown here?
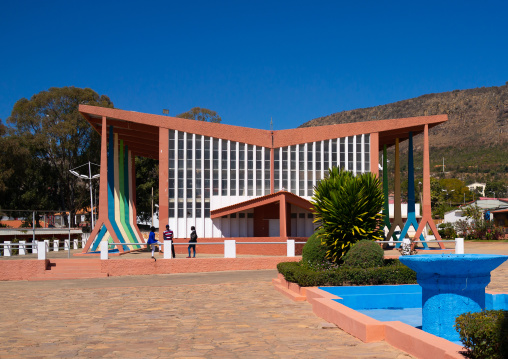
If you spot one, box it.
[32,241,38,254]
[100,241,109,260]
[54,239,59,251]
[73,239,78,249]
[38,241,46,260]
[64,239,70,250]
[224,240,236,258]
[287,239,295,257]
[44,240,50,253]
[164,240,172,259]
[455,238,464,254]
[4,241,11,256]
[159,127,169,232]
[369,132,379,176]
[19,241,26,255]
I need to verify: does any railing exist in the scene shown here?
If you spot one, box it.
[99,239,300,260]
[375,238,465,254]
[0,238,86,258]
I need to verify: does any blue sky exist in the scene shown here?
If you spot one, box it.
[1,1,507,130]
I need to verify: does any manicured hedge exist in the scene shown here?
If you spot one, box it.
[455,310,508,359]
[342,240,384,268]
[277,259,416,287]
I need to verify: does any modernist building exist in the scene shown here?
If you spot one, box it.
[78,105,447,254]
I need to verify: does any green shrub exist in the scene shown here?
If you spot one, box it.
[438,222,457,239]
[311,167,384,263]
[455,310,508,359]
[342,240,384,268]
[302,229,329,266]
[277,260,416,287]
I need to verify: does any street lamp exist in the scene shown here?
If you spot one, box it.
[442,189,455,206]
[69,162,100,229]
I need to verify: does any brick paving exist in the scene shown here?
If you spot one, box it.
[0,270,413,358]
[0,242,507,358]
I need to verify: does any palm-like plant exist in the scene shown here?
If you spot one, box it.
[311,167,384,263]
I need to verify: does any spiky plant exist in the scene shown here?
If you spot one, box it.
[311,167,384,263]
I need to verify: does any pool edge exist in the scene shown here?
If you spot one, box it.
[273,276,464,359]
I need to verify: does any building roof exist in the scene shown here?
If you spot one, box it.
[210,191,313,219]
[491,208,508,214]
[79,105,447,159]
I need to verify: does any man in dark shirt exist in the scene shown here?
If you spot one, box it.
[163,224,175,258]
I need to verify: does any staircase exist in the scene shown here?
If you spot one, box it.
[30,259,107,281]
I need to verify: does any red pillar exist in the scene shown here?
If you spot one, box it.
[158,128,169,232]
[83,116,109,253]
[279,194,287,239]
[370,132,379,177]
[414,124,444,248]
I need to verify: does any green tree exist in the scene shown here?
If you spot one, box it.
[176,107,222,123]
[134,157,158,224]
[311,167,384,263]
[485,181,507,198]
[4,87,113,223]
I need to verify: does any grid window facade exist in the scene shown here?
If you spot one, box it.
[274,134,370,197]
[167,133,272,221]
[167,132,369,221]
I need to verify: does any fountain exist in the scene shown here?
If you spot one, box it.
[399,254,508,341]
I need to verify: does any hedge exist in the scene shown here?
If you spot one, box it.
[455,310,508,359]
[277,259,416,287]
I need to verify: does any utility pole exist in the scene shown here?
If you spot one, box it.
[442,158,445,173]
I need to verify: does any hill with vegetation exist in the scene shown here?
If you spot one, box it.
[300,83,508,198]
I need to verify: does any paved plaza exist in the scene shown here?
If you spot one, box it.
[0,242,507,358]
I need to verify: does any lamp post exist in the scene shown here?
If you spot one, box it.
[442,189,455,207]
[70,162,100,229]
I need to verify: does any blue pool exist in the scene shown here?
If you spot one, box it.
[319,284,508,342]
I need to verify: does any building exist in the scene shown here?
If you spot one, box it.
[78,105,447,254]
[466,182,486,197]
[443,198,508,225]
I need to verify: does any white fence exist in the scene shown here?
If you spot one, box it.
[0,236,88,258]
[376,238,464,254]
[99,239,303,260]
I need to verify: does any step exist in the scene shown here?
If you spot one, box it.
[29,272,108,281]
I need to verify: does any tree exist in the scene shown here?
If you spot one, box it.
[135,157,158,224]
[311,167,384,263]
[4,87,113,223]
[176,107,222,123]
[485,181,507,198]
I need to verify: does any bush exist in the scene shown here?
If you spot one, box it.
[277,260,416,287]
[438,222,457,239]
[301,229,329,266]
[342,240,384,268]
[311,167,384,263]
[455,310,508,359]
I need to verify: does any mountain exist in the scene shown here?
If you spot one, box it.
[300,83,508,179]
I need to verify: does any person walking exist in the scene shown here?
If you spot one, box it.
[187,226,197,258]
[147,226,162,261]
[162,224,175,258]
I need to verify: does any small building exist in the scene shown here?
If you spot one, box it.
[443,198,508,225]
[466,182,486,197]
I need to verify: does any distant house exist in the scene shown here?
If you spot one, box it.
[466,182,486,197]
[443,197,508,225]
[444,209,469,225]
